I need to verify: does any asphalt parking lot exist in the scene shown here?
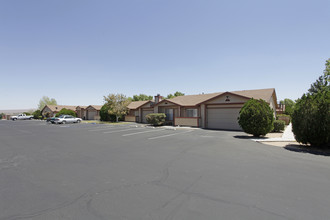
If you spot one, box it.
[0,120,330,220]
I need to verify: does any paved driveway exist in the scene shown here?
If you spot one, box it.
[0,120,330,220]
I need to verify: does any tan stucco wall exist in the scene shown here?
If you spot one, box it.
[175,117,198,127]
[125,115,136,122]
[268,95,277,118]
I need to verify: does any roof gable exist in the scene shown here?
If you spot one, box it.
[127,100,152,110]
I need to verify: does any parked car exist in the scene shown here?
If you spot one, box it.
[54,115,82,124]
[46,116,58,124]
[11,114,33,121]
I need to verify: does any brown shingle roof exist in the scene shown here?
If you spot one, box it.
[167,92,223,106]
[45,105,78,112]
[127,101,151,110]
[87,105,103,110]
[160,88,276,106]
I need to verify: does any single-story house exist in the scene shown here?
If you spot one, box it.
[85,105,102,120]
[126,100,155,123]
[126,88,278,131]
[76,106,88,119]
[41,105,78,117]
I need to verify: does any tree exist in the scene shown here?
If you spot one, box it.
[238,98,274,137]
[100,104,116,122]
[166,91,185,99]
[33,110,42,119]
[292,93,329,147]
[38,96,57,110]
[308,58,329,95]
[0,113,4,120]
[55,108,77,117]
[104,93,131,122]
[131,94,153,101]
[292,59,330,147]
[279,98,295,116]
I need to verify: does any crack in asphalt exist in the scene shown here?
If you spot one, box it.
[0,191,90,220]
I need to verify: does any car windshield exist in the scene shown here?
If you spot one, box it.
[58,115,65,118]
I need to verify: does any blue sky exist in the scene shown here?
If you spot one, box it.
[1,0,329,109]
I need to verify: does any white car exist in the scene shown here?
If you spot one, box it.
[11,114,34,120]
[54,115,82,124]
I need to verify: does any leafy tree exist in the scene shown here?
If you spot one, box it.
[23,112,32,115]
[131,94,153,101]
[292,59,330,147]
[279,98,295,116]
[38,96,57,110]
[33,110,42,119]
[308,58,329,95]
[104,93,130,122]
[55,108,77,117]
[292,92,329,147]
[166,91,185,99]
[0,113,4,119]
[238,98,274,137]
[100,104,117,122]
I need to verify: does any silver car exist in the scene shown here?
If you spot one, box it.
[54,115,82,124]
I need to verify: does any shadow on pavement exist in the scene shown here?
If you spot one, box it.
[284,144,330,157]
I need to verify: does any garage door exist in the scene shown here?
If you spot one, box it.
[207,108,242,130]
[142,110,154,123]
[87,111,96,120]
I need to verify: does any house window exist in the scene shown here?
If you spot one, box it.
[186,109,197,117]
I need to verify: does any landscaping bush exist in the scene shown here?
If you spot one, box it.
[238,98,274,137]
[292,92,330,147]
[55,108,77,117]
[33,110,42,119]
[146,113,166,126]
[273,120,285,132]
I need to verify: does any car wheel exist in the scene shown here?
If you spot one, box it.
[13,118,17,121]
[62,121,66,124]
[77,120,81,123]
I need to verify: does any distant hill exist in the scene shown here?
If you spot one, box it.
[0,109,36,115]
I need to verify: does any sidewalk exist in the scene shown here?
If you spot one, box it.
[251,123,296,142]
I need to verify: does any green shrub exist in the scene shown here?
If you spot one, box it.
[273,120,285,132]
[55,108,77,117]
[100,104,120,122]
[33,110,42,119]
[292,92,330,147]
[238,98,274,137]
[146,113,166,126]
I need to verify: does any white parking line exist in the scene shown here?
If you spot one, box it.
[122,129,165,136]
[148,130,193,140]
[103,127,143,134]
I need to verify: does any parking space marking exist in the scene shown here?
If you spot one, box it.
[103,127,143,134]
[122,128,165,136]
[148,130,194,140]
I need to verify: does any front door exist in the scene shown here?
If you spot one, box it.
[165,109,174,121]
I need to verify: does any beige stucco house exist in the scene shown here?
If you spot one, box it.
[85,105,102,120]
[41,105,78,117]
[126,88,278,131]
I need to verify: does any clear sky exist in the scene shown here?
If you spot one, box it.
[1,0,329,109]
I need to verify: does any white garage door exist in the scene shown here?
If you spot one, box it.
[207,108,242,130]
[87,111,96,120]
[142,110,154,123]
